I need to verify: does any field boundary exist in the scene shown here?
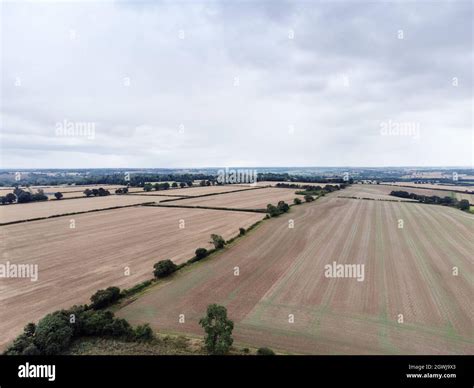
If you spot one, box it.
[0,202,156,226]
[141,203,267,213]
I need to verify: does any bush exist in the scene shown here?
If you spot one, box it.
[90,287,121,310]
[257,347,275,355]
[277,201,290,213]
[239,227,246,236]
[293,198,302,205]
[458,199,470,211]
[195,248,208,260]
[153,259,178,278]
[134,324,154,342]
[54,192,63,200]
[304,194,314,202]
[17,191,32,203]
[266,204,282,217]
[210,234,226,249]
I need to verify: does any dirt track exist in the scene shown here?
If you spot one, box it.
[117,197,473,354]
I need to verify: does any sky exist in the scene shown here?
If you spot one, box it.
[0,0,473,169]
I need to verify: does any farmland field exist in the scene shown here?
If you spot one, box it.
[0,196,156,224]
[342,184,453,201]
[0,206,264,349]
[127,185,260,197]
[117,197,473,354]
[164,187,300,210]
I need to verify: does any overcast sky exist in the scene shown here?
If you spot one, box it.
[1,0,472,169]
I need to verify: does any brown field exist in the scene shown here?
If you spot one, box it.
[234,181,339,188]
[0,206,264,350]
[117,197,473,354]
[0,196,155,224]
[164,187,300,210]
[343,184,453,201]
[127,185,259,197]
[384,182,474,193]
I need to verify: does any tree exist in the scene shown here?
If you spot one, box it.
[5,193,16,203]
[210,234,225,249]
[187,181,193,187]
[54,192,63,200]
[458,199,470,211]
[304,194,314,202]
[179,182,186,188]
[172,182,178,188]
[144,184,153,192]
[239,227,246,236]
[34,312,73,355]
[200,180,206,187]
[1,196,8,205]
[277,201,290,213]
[83,189,93,197]
[199,304,234,355]
[92,189,99,196]
[195,248,208,260]
[153,260,178,278]
[266,204,282,217]
[17,191,32,203]
[90,287,121,310]
[293,198,302,205]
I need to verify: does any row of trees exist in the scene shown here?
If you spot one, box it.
[266,201,290,217]
[83,188,111,197]
[390,190,470,211]
[4,287,153,355]
[0,188,48,205]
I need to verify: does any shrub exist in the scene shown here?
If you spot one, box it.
[257,347,275,355]
[153,259,178,278]
[266,204,282,217]
[210,234,226,249]
[17,191,32,203]
[304,194,314,202]
[54,192,63,200]
[6,193,17,203]
[458,199,470,211]
[90,287,121,310]
[277,201,290,213]
[134,324,154,342]
[239,227,246,236]
[195,248,208,260]
[293,198,302,205]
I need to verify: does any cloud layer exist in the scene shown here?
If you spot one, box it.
[1,0,472,168]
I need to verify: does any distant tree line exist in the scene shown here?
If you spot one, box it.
[390,190,470,211]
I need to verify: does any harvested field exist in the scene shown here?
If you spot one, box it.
[0,196,155,224]
[385,182,474,193]
[235,181,339,188]
[163,187,299,210]
[343,185,451,201]
[0,206,264,350]
[127,185,259,197]
[117,197,473,354]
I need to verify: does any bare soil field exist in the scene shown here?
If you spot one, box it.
[127,185,260,197]
[383,182,474,193]
[343,185,452,201]
[164,187,300,210]
[234,181,339,188]
[117,197,473,354]
[0,196,155,224]
[0,206,264,350]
